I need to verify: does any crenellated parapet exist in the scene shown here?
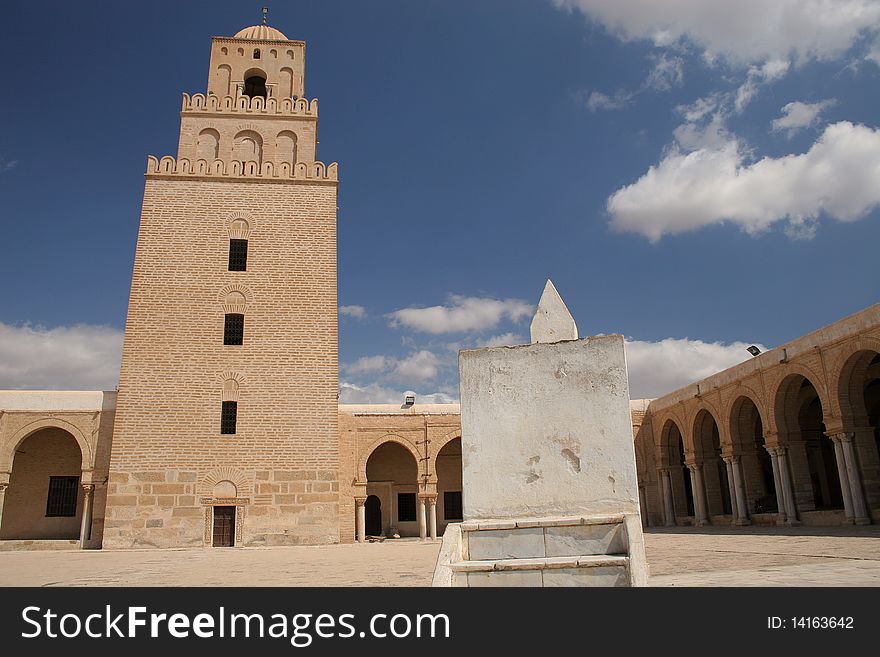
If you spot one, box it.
[181,93,318,117]
[145,155,338,183]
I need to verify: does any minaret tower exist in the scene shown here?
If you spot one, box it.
[105,18,340,548]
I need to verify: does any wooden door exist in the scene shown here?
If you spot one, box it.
[212,506,235,547]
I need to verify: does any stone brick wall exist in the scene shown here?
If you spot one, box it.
[105,177,338,548]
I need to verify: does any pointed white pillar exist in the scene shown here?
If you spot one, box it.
[530,280,578,343]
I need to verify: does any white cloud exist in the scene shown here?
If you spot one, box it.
[391,350,441,383]
[388,295,532,334]
[0,323,122,390]
[625,337,763,399]
[734,59,790,112]
[607,121,880,241]
[339,381,457,405]
[645,53,685,91]
[339,305,366,319]
[552,0,880,66]
[771,99,837,137]
[0,156,17,173]
[343,355,390,375]
[582,89,633,112]
[673,109,731,151]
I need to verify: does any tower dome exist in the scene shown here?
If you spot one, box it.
[233,24,288,40]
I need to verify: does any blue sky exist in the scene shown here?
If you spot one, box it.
[1,0,878,401]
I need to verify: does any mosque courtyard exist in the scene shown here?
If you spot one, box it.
[1,526,878,587]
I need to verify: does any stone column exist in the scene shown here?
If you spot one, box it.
[79,484,95,549]
[722,457,739,522]
[428,497,438,540]
[417,496,427,541]
[660,469,675,526]
[829,435,855,522]
[732,457,750,525]
[0,483,7,534]
[830,432,871,525]
[767,448,785,519]
[770,446,799,524]
[687,464,709,526]
[355,497,366,543]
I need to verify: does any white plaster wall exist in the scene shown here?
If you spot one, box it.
[459,335,639,519]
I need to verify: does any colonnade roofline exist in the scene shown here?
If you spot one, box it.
[646,303,880,414]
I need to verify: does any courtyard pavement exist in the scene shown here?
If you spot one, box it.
[1,525,879,586]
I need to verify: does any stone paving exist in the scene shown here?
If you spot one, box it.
[1,526,879,586]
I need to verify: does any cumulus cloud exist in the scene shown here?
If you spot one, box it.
[552,0,880,66]
[625,337,763,399]
[339,381,457,405]
[338,305,366,319]
[343,355,389,375]
[0,322,123,390]
[734,59,790,112]
[391,350,441,383]
[388,295,532,334]
[607,121,880,241]
[771,99,837,137]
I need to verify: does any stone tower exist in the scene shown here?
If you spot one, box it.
[104,20,340,548]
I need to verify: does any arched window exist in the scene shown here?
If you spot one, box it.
[253,48,261,59]
[197,128,220,161]
[220,376,240,435]
[232,130,263,165]
[275,131,297,167]
[243,74,267,99]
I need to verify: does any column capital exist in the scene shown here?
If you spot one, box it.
[0,482,7,492]
[354,496,367,507]
[766,444,787,457]
[81,483,95,492]
[825,430,853,444]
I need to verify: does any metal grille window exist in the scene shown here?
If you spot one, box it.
[224,313,244,345]
[228,239,248,271]
[45,476,79,517]
[397,492,416,522]
[444,491,463,521]
[221,401,238,434]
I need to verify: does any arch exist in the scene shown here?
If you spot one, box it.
[1,426,85,540]
[196,128,220,161]
[364,439,421,537]
[729,395,777,513]
[775,372,843,511]
[275,130,297,167]
[834,342,880,427]
[200,465,251,497]
[433,429,461,457]
[357,434,421,483]
[280,67,295,98]
[833,344,880,509]
[2,418,93,473]
[216,64,232,96]
[693,408,732,516]
[364,495,382,536]
[232,130,262,165]
[224,211,255,237]
[242,67,268,99]
[436,437,462,534]
[658,419,694,521]
[771,363,832,431]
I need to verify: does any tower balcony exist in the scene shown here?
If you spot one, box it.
[181,93,318,118]
[145,155,338,183]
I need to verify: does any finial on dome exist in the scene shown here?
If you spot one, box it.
[261,6,269,26]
